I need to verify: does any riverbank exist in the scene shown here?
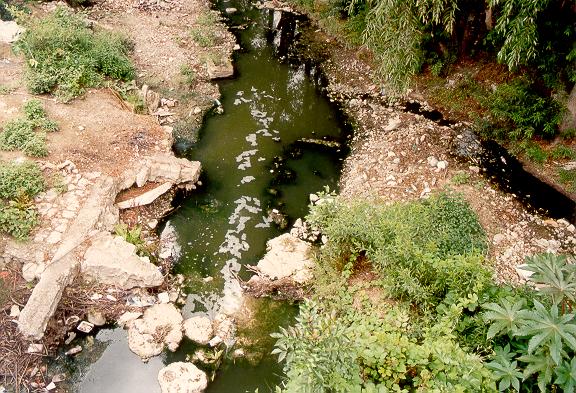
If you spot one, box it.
[275,6,576,285]
[0,0,235,389]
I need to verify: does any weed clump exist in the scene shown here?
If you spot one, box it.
[0,99,57,157]
[14,8,135,101]
[0,161,44,239]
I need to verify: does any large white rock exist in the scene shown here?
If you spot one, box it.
[82,232,163,289]
[0,21,24,43]
[128,304,184,359]
[183,316,213,345]
[256,233,313,283]
[157,362,208,393]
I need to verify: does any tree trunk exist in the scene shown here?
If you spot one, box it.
[560,84,576,133]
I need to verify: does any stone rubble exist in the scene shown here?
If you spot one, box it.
[183,316,213,346]
[82,232,164,289]
[10,154,202,340]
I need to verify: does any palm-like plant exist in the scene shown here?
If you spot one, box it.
[523,253,576,310]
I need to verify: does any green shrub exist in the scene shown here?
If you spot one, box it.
[307,192,489,307]
[273,298,497,392]
[272,301,362,392]
[14,7,135,101]
[0,118,36,151]
[0,161,45,199]
[0,199,39,239]
[486,80,562,140]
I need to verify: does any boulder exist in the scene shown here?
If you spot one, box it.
[0,21,24,44]
[128,304,183,360]
[183,315,213,345]
[157,362,207,393]
[255,233,313,283]
[206,58,234,80]
[82,232,163,289]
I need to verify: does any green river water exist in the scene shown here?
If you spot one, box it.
[56,1,350,391]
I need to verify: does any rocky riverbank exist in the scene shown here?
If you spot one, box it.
[274,6,576,283]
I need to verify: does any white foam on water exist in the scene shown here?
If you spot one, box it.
[245,133,258,146]
[241,176,255,184]
[235,149,258,170]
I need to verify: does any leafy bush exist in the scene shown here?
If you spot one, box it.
[307,192,490,307]
[483,253,576,392]
[486,80,562,140]
[273,297,497,392]
[0,199,39,239]
[272,301,362,392]
[14,7,135,101]
[0,161,45,200]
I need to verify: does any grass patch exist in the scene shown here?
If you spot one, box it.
[0,99,58,157]
[550,144,576,160]
[180,64,196,86]
[189,10,221,48]
[523,142,548,164]
[451,170,471,185]
[14,7,135,102]
[558,168,576,192]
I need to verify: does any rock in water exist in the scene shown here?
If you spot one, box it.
[157,362,208,393]
[128,304,183,360]
[183,316,213,345]
[255,233,313,283]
